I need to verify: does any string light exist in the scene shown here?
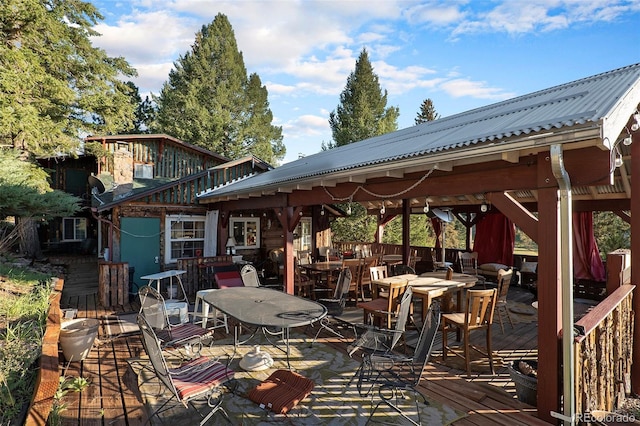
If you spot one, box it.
[322,165,437,202]
[380,204,386,215]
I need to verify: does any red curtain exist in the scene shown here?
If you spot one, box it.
[472,212,516,265]
[431,218,441,249]
[573,212,606,281]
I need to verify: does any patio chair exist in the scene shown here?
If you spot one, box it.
[348,287,414,358]
[310,267,353,345]
[494,268,514,333]
[458,251,487,287]
[364,302,441,425]
[357,280,407,328]
[442,288,497,377]
[136,314,235,425]
[358,256,379,300]
[342,258,363,301]
[389,264,416,276]
[138,286,215,349]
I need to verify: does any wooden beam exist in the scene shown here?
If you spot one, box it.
[402,200,410,264]
[487,192,538,243]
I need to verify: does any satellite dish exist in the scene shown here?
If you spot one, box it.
[426,208,453,223]
[88,175,106,195]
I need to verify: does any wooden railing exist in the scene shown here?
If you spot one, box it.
[25,277,64,426]
[177,255,233,296]
[573,283,634,415]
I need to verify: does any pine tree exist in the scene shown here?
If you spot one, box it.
[327,48,399,148]
[0,0,137,156]
[122,82,155,134]
[415,98,440,124]
[154,14,284,164]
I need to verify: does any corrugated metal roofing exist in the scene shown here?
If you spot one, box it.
[199,63,640,201]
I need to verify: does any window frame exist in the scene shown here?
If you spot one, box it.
[134,163,154,179]
[230,217,261,249]
[62,217,87,242]
[164,215,206,264]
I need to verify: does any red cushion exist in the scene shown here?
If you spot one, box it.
[247,369,314,414]
[215,271,244,288]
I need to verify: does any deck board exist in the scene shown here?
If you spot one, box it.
[52,256,549,425]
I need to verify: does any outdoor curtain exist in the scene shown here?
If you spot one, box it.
[472,212,515,266]
[573,211,606,281]
[203,210,219,257]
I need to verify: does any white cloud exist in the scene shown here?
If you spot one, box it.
[440,78,515,100]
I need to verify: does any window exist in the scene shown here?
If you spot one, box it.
[62,218,87,241]
[293,218,312,251]
[134,163,153,179]
[230,218,260,249]
[165,215,205,263]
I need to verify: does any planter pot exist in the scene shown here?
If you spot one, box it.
[508,360,538,406]
[59,318,99,362]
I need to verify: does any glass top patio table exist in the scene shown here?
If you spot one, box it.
[203,287,327,368]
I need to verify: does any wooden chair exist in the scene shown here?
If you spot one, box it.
[357,281,408,328]
[441,288,497,377]
[494,268,514,333]
[458,251,487,287]
[359,256,379,300]
[294,257,315,299]
[369,265,389,299]
[342,258,363,301]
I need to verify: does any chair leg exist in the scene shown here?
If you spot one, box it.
[463,329,471,377]
[496,307,505,334]
[442,322,448,361]
[486,326,495,375]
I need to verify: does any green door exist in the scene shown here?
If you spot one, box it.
[120,217,161,295]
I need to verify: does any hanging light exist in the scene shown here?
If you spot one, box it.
[480,202,489,213]
[380,204,386,215]
[346,204,352,215]
[423,199,430,214]
[320,205,325,216]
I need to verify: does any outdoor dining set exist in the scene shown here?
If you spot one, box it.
[132,249,513,424]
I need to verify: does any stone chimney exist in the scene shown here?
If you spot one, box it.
[113,148,133,199]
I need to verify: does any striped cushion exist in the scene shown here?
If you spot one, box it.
[157,323,212,346]
[248,369,314,414]
[170,357,235,401]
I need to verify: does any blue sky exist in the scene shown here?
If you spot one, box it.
[90,0,640,164]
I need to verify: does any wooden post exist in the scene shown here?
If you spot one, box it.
[607,249,630,293]
[536,186,562,422]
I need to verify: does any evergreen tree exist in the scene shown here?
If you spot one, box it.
[122,82,155,134]
[0,0,137,156]
[154,13,284,164]
[415,98,440,124]
[327,48,399,148]
[0,151,80,256]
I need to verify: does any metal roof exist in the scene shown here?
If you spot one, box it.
[199,63,640,202]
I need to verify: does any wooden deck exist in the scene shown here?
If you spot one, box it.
[53,257,550,425]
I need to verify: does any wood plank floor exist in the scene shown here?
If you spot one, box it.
[53,256,550,425]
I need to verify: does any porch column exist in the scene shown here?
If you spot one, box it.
[537,186,562,422]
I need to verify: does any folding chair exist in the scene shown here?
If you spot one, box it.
[310,267,353,345]
[138,286,215,349]
[137,314,235,425]
[364,302,441,425]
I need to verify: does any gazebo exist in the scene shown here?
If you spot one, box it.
[198,63,640,423]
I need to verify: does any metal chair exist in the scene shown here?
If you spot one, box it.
[310,267,353,345]
[138,286,215,349]
[348,287,414,358]
[136,314,235,425]
[390,264,416,276]
[364,302,441,425]
[442,288,497,377]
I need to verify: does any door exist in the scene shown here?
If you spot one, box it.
[120,217,161,294]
